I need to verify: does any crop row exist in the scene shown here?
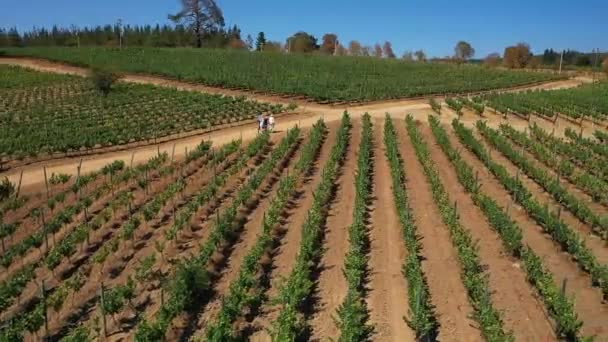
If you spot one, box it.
[432,116,583,339]
[204,118,328,340]
[481,83,608,120]
[500,124,608,206]
[564,128,608,159]
[134,126,302,340]
[336,113,374,340]
[486,124,608,239]
[405,115,512,341]
[271,113,351,340]
[383,115,438,339]
[2,47,564,103]
[529,123,608,182]
[458,120,608,298]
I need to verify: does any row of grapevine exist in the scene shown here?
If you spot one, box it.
[445,98,464,117]
[405,115,512,341]
[0,65,289,161]
[271,113,352,340]
[499,124,608,206]
[0,143,216,337]
[2,47,564,104]
[458,97,485,116]
[134,126,303,340]
[529,123,608,182]
[564,128,608,159]
[478,123,608,239]
[336,113,374,340]
[456,120,608,298]
[431,116,583,340]
[58,136,268,340]
[204,118,328,340]
[383,115,438,339]
[481,83,608,121]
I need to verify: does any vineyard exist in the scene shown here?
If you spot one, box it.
[0,106,607,342]
[479,82,608,121]
[0,65,289,165]
[0,47,566,103]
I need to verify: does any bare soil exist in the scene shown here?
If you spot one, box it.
[421,124,555,341]
[448,126,608,339]
[365,120,416,342]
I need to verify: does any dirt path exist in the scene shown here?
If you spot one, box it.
[0,57,590,194]
[421,124,555,341]
[396,120,482,342]
[308,120,361,340]
[448,127,608,339]
[365,119,416,342]
[477,130,608,265]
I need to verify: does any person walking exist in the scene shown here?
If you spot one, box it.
[257,113,264,133]
[268,114,276,132]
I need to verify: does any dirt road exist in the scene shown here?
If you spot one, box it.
[0,57,591,193]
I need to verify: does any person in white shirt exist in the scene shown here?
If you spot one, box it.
[268,114,275,132]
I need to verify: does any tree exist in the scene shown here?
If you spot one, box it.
[374,43,383,58]
[454,41,475,61]
[169,0,225,48]
[320,33,338,55]
[361,45,371,57]
[602,57,608,76]
[286,32,318,53]
[402,51,414,62]
[255,31,266,51]
[335,44,348,56]
[383,41,396,58]
[245,34,254,50]
[264,41,283,53]
[503,43,532,69]
[227,37,247,50]
[7,27,22,47]
[348,40,362,56]
[414,50,427,62]
[575,55,592,66]
[484,53,501,67]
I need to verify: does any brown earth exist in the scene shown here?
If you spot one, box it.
[420,123,555,341]
[448,125,608,339]
[365,119,416,342]
[308,120,361,340]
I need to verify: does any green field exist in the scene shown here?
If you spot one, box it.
[479,82,608,120]
[0,65,286,160]
[1,47,565,103]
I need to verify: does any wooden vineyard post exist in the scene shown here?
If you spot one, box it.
[43,166,50,199]
[76,159,82,199]
[157,145,161,157]
[15,170,23,199]
[42,209,49,254]
[130,151,135,169]
[171,143,176,163]
[561,278,568,296]
[42,280,49,339]
[100,282,108,337]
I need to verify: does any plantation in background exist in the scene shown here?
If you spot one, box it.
[480,82,608,120]
[1,47,565,103]
[0,65,287,161]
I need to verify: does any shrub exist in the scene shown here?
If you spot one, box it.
[90,68,119,96]
[0,177,15,201]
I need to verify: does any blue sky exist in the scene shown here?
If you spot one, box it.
[1,0,606,58]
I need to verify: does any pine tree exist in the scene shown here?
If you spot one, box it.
[255,31,266,51]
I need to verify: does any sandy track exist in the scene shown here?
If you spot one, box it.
[396,120,482,342]
[0,57,591,195]
[365,119,416,341]
[308,120,361,340]
[421,124,555,340]
[449,127,608,339]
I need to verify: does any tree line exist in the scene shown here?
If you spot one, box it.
[1,0,606,73]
